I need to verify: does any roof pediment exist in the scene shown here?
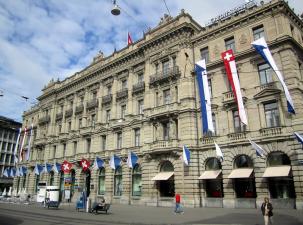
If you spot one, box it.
[254,88,281,100]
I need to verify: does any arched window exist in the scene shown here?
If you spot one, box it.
[233,155,256,198]
[204,157,223,198]
[49,171,54,186]
[266,152,295,199]
[234,155,253,168]
[114,166,122,196]
[98,168,106,195]
[159,161,174,197]
[132,164,142,196]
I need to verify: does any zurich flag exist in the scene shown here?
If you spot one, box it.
[294,132,303,145]
[127,151,138,168]
[53,163,61,174]
[34,164,43,175]
[93,157,104,170]
[110,155,121,170]
[182,145,190,166]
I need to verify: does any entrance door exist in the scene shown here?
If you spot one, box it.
[85,171,91,197]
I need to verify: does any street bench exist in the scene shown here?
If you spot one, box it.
[90,203,110,214]
[46,201,60,209]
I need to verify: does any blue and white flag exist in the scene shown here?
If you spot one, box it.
[34,164,43,175]
[214,142,224,161]
[15,166,20,177]
[252,37,295,114]
[294,132,303,145]
[109,155,121,170]
[93,157,104,170]
[43,163,53,174]
[249,139,265,158]
[10,167,16,177]
[52,163,61,174]
[195,59,214,134]
[13,128,21,165]
[26,124,34,161]
[182,145,191,166]
[20,166,27,176]
[3,168,10,177]
[127,151,138,168]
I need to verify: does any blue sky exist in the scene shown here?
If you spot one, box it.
[0,0,302,122]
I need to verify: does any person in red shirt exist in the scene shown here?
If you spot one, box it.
[174,193,183,213]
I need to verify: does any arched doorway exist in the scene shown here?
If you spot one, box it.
[159,161,174,197]
[84,170,91,197]
[263,152,295,200]
[203,157,223,198]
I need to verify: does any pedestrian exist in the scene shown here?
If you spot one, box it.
[174,193,183,214]
[261,197,273,225]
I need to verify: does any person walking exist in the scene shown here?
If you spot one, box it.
[174,193,183,214]
[261,197,273,225]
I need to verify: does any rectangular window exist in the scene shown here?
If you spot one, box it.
[107,85,112,94]
[225,37,236,52]
[253,25,265,40]
[73,141,77,155]
[68,121,71,131]
[138,73,144,83]
[175,86,178,102]
[101,135,106,150]
[106,109,111,122]
[212,113,217,135]
[233,110,246,133]
[92,91,97,100]
[155,92,159,106]
[264,102,280,127]
[134,129,140,147]
[163,89,171,105]
[79,118,82,129]
[138,100,144,114]
[63,143,66,158]
[53,146,56,159]
[258,63,273,85]
[163,122,170,140]
[121,105,126,119]
[208,79,212,98]
[70,100,73,109]
[117,132,122,149]
[162,60,169,76]
[91,114,96,126]
[200,47,209,63]
[86,138,91,153]
[122,79,127,90]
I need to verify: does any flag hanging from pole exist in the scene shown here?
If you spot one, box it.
[93,157,104,170]
[249,139,265,158]
[110,155,121,169]
[26,124,34,161]
[128,32,133,45]
[19,127,28,162]
[13,128,21,165]
[43,163,53,174]
[127,151,138,168]
[221,50,247,125]
[53,163,61,174]
[294,132,303,145]
[34,164,43,175]
[195,59,214,134]
[252,37,295,114]
[3,168,10,177]
[80,159,90,172]
[214,142,224,161]
[182,145,191,166]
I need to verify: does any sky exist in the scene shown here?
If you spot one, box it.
[0,0,302,123]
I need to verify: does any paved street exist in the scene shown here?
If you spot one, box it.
[0,202,303,225]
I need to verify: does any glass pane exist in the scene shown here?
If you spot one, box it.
[268,177,296,198]
[205,179,223,197]
[234,178,256,198]
[205,158,222,170]
[235,155,253,168]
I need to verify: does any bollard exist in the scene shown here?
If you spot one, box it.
[86,197,91,213]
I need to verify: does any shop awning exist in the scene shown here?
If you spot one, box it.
[262,166,291,178]
[228,168,253,179]
[151,172,174,181]
[198,170,222,180]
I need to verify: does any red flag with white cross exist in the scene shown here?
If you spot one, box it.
[80,158,90,171]
[61,160,73,173]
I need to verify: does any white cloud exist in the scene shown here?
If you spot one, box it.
[0,0,302,122]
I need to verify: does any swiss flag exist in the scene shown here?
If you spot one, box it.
[80,158,90,171]
[61,160,73,173]
[127,32,133,45]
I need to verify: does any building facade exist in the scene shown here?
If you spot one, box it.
[16,0,303,209]
[0,116,22,193]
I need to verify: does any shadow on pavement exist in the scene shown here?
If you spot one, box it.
[0,215,23,225]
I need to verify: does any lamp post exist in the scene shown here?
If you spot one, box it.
[111,0,120,16]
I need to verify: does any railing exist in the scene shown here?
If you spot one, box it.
[149,139,179,149]
[116,89,128,100]
[65,108,73,118]
[75,104,84,114]
[132,82,145,94]
[227,132,247,140]
[86,99,98,110]
[148,102,179,118]
[149,66,180,86]
[102,94,112,105]
[259,126,283,136]
[222,89,246,105]
[38,115,50,125]
[55,112,63,121]
[200,136,214,145]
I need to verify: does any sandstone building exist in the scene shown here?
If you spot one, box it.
[16,0,303,209]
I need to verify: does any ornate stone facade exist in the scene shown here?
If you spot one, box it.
[15,0,303,209]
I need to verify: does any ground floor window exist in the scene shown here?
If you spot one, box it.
[98,168,105,195]
[59,172,64,201]
[205,179,223,197]
[234,178,256,198]
[49,171,54,186]
[268,177,296,198]
[35,175,40,193]
[159,179,174,197]
[132,164,142,196]
[22,175,26,189]
[114,166,122,196]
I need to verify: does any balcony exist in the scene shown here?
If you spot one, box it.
[102,94,112,105]
[55,112,63,121]
[86,99,98,110]
[132,82,145,95]
[75,104,84,114]
[38,115,50,125]
[148,102,179,119]
[259,126,283,136]
[149,139,179,150]
[65,108,73,118]
[149,66,180,87]
[227,132,247,140]
[116,89,128,101]
[222,89,246,107]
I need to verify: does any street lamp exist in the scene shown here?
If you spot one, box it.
[111,0,121,16]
